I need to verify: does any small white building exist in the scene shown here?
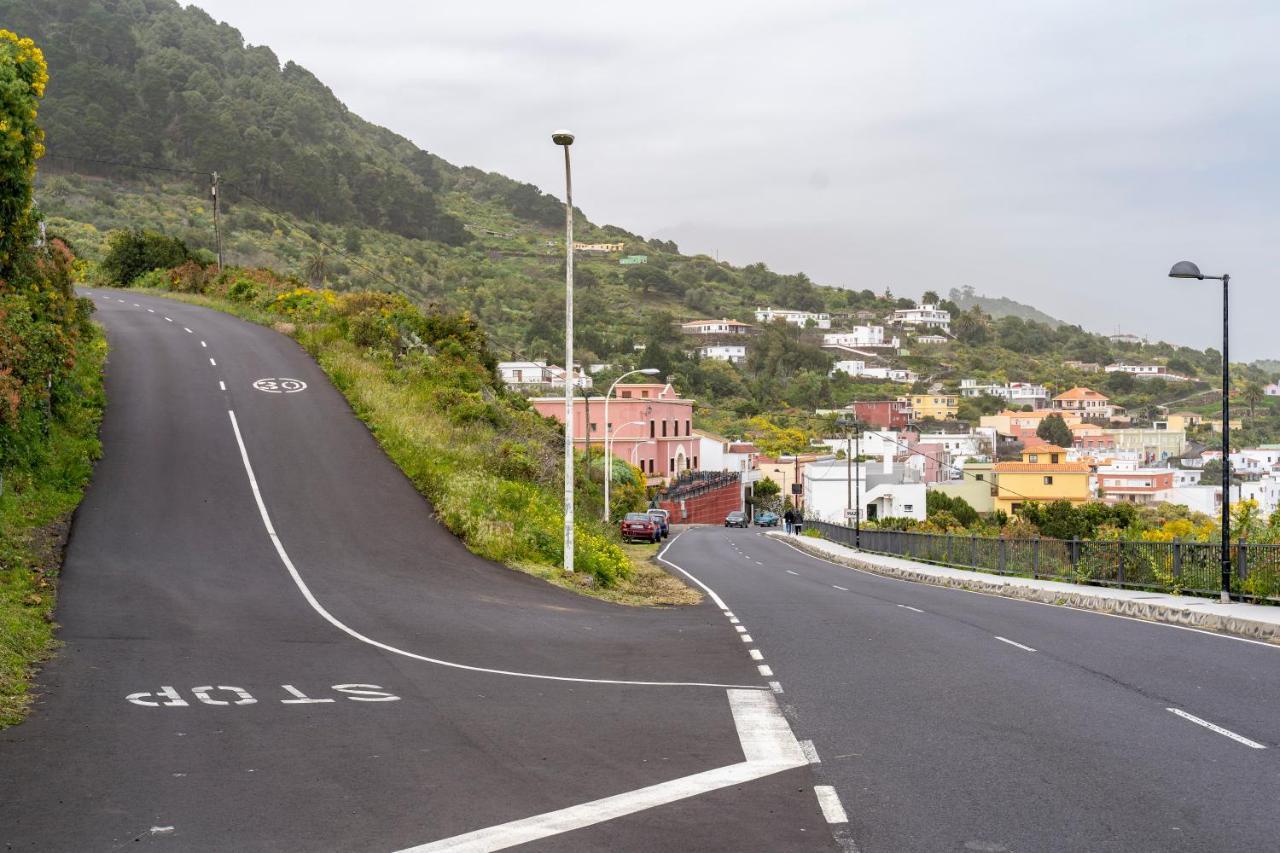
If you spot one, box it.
[803,456,927,524]
[959,379,1049,409]
[681,319,754,336]
[755,306,832,329]
[698,344,747,364]
[891,305,951,333]
[1265,383,1280,397]
[914,334,949,344]
[1104,363,1188,381]
[830,364,917,383]
[499,360,592,391]
[824,327,885,348]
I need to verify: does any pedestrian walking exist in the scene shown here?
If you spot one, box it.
[794,507,805,536]
[783,507,795,535]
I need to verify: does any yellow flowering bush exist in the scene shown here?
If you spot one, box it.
[0,29,48,276]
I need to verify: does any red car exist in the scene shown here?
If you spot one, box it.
[620,512,662,544]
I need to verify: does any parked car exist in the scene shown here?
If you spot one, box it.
[621,512,661,544]
[647,508,671,539]
[754,510,780,527]
[725,510,748,528]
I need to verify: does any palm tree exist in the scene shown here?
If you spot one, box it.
[304,250,327,287]
[1242,380,1266,420]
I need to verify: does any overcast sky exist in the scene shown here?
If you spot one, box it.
[192,0,1279,360]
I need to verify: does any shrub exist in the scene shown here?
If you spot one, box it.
[99,229,191,286]
[227,278,259,303]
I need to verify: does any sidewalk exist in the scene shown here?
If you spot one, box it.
[768,531,1280,644]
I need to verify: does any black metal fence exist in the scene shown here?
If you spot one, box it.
[810,521,1280,603]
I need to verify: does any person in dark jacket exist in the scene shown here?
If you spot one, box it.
[783,508,796,535]
[793,507,805,536]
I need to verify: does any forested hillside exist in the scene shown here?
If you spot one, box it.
[8,0,1276,446]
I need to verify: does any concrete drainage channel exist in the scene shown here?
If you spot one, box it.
[773,533,1280,645]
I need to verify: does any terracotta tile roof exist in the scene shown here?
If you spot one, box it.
[994,462,1092,473]
[1053,387,1109,402]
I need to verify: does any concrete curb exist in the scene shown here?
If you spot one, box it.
[774,534,1280,644]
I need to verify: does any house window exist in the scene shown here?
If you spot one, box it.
[649,420,655,438]
[621,390,632,399]
[1028,454,1039,463]
[902,504,913,513]
[975,474,984,481]
[589,422,597,433]
[1044,476,1054,485]
[693,456,699,469]
[685,419,691,436]
[1050,453,1060,464]
[662,420,668,437]
[669,457,675,473]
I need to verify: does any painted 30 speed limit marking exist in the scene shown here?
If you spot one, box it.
[252,378,307,394]
[125,683,399,707]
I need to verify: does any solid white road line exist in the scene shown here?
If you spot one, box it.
[786,570,799,576]
[226,411,757,689]
[657,537,730,611]
[1167,708,1266,749]
[833,585,848,591]
[814,786,849,824]
[897,604,924,613]
[749,649,764,661]
[994,636,1037,652]
[399,689,807,852]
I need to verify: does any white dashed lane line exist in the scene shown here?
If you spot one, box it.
[757,664,773,677]
[209,358,217,366]
[740,635,753,643]
[1166,708,1266,749]
[748,649,764,661]
[201,341,207,348]
[147,308,155,313]
[799,740,821,764]
[832,585,848,591]
[184,327,193,333]
[786,570,799,576]
[994,636,1037,653]
[814,786,849,824]
[218,381,227,391]
[165,316,173,322]
[897,604,924,613]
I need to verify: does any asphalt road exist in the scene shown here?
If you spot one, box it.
[662,527,1280,853]
[0,291,835,852]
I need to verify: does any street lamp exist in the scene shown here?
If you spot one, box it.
[553,129,575,573]
[631,439,657,466]
[603,368,660,520]
[837,412,863,549]
[606,419,647,512]
[1169,260,1232,602]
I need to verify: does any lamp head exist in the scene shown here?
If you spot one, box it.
[638,368,660,375]
[1169,260,1203,280]
[551,129,575,146]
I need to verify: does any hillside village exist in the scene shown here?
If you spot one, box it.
[500,296,1280,531]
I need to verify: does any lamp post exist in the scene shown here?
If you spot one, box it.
[1169,260,1232,602]
[602,367,660,520]
[631,439,657,466]
[606,419,647,514]
[837,413,863,548]
[553,129,575,573]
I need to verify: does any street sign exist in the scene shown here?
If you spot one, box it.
[844,508,860,519]
[791,483,803,495]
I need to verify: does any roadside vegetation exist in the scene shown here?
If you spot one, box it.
[93,235,694,605]
[0,29,104,726]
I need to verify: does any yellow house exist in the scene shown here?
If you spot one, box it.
[993,443,1092,514]
[1164,411,1203,432]
[908,394,958,420]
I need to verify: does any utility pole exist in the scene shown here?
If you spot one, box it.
[211,171,224,272]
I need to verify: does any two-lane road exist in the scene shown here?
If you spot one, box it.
[0,292,835,852]
[663,527,1280,853]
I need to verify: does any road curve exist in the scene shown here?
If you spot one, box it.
[664,527,1280,853]
[0,291,834,852]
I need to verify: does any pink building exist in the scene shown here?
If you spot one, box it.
[530,383,698,485]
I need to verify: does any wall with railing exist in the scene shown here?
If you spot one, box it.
[809,521,1280,603]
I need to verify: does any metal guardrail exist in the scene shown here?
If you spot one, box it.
[809,521,1280,603]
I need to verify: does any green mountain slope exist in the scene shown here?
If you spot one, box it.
[11,0,1275,442]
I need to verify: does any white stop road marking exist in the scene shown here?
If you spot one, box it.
[252,378,308,394]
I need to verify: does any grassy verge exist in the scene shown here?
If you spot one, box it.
[0,325,106,727]
[120,281,698,607]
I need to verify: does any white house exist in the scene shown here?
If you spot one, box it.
[1104,363,1188,381]
[914,334,948,344]
[681,319,754,336]
[499,360,592,390]
[803,456,927,524]
[831,363,917,383]
[959,379,1049,409]
[1265,383,1280,397]
[698,344,747,364]
[755,306,832,329]
[822,326,896,349]
[891,305,951,333]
